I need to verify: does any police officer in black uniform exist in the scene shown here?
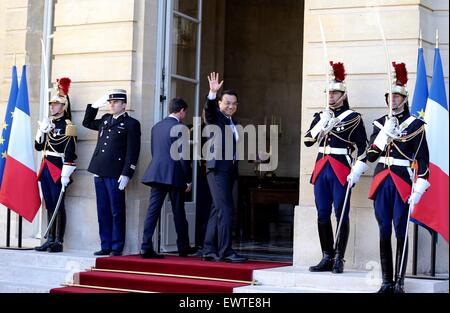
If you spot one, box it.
[304,62,368,273]
[83,89,141,256]
[34,78,77,253]
[367,62,430,293]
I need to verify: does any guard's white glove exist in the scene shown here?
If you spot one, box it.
[322,117,340,133]
[35,129,45,144]
[118,175,130,190]
[185,182,192,193]
[310,109,333,138]
[35,117,55,144]
[37,117,55,133]
[347,160,369,187]
[373,117,400,150]
[91,94,109,109]
[408,178,430,206]
[61,164,76,191]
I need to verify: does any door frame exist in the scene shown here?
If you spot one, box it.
[153,0,203,252]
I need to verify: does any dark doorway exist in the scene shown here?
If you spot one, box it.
[196,0,304,261]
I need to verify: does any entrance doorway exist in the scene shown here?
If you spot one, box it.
[156,0,304,261]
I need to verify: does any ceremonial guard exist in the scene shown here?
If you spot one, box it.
[304,62,368,273]
[367,62,430,293]
[83,89,141,256]
[35,78,77,253]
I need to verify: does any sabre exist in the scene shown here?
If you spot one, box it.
[319,16,330,110]
[399,160,417,280]
[43,186,65,239]
[375,9,393,117]
[334,160,354,250]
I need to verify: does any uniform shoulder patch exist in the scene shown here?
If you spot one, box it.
[65,120,77,137]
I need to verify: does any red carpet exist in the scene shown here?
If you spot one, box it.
[50,255,290,293]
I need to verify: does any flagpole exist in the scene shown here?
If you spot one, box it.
[435,29,439,49]
[419,29,422,49]
[412,28,422,276]
[36,0,55,241]
[427,29,440,278]
[6,210,11,247]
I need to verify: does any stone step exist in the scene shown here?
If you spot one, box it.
[248,266,449,293]
[0,280,55,293]
[0,249,98,293]
[0,249,97,269]
[234,285,362,293]
[0,265,73,287]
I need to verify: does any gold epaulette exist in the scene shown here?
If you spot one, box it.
[65,119,77,137]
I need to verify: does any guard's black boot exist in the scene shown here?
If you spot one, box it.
[44,207,66,253]
[393,237,407,293]
[377,235,394,293]
[36,210,57,251]
[309,221,335,272]
[55,208,66,244]
[332,220,349,274]
[34,236,55,252]
[47,241,63,253]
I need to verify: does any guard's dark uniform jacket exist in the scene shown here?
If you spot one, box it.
[82,104,141,178]
[36,114,77,182]
[304,103,368,186]
[367,111,430,202]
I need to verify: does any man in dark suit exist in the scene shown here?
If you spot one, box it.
[83,89,141,256]
[202,72,247,263]
[140,98,196,258]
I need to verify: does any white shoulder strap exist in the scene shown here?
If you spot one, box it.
[399,116,416,131]
[337,110,354,123]
[337,110,355,123]
[373,116,416,132]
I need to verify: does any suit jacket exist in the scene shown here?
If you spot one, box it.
[82,104,141,178]
[141,116,192,188]
[203,97,239,175]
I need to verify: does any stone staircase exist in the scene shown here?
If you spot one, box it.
[234,266,449,293]
[0,249,447,293]
[0,249,97,293]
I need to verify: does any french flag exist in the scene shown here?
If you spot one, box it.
[0,65,41,222]
[411,48,449,242]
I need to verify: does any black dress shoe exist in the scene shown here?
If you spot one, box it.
[223,254,247,263]
[94,249,111,256]
[192,249,204,257]
[201,252,221,262]
[47,242,63,253]
[179,246,198,257]
[332,255,345,274]
[377,282,394,293]
[35,240,54,252]
[141,250,164,259]
[110,251,122,256]
[393,282,405,293]
[309,253,334,272]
